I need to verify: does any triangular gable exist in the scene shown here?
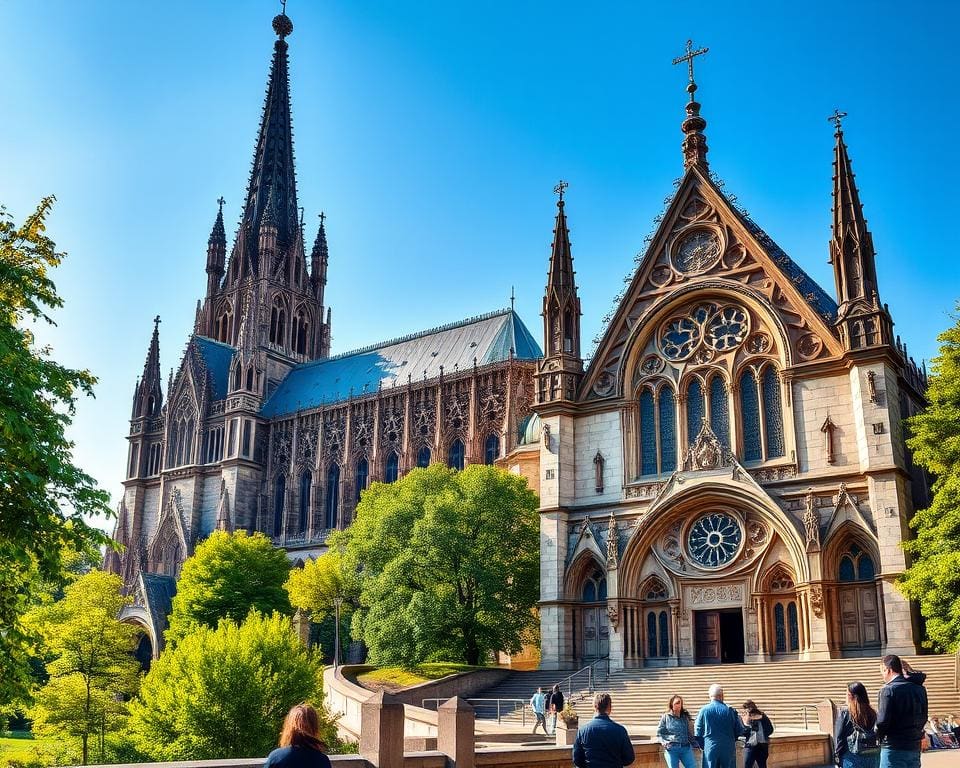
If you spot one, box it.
[214,480,234,533]
[149,487,190,557]
[824,483,876,540]
[582,166,843,401]
[567,515,606,567]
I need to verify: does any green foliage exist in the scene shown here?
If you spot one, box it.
[286,550,360,622]
[0,198,112,706]
[26,572,140,765]
[356,663,482,692]
[127,611,331,761]
[165,530,292,644]
[902,305,960,651]
[333,463,540,666]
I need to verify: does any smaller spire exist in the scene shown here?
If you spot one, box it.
[672,39,710,172]
[133,316,163,419]
[209,196,226,246]
[310,211,329,296]
[262,185,279,229]
[206,197,227,292]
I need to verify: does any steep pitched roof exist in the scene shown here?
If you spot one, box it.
[192,336,236,400]
[261,309,542,418]
[141,572,177,640]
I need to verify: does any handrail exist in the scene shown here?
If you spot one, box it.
[798,704,819,731]
[556,656,611,698]
[422,697,526,725]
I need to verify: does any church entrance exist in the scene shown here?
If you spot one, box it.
[694,609,744,664]
[581,606,610,660]
[839,586,882,654]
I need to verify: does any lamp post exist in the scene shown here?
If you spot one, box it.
[332,596,344,668]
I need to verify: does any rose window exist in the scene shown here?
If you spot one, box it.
[658,302,751,361]
[687,512,743,568]
[705,306,749,351]
[659,317,702,360]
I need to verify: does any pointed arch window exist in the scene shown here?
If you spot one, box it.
[325,464,340,530]
[269,299,287,346]
[273,474,286,537]
[298,471,311,534]
[787,602,800,651]
[385,452,399,483]
[484,434,500,465]
[581,569,606,603]
[646,612,657,657]
[449,439,465,471]
[217,310,233,343]
[234,365,242,392]
[686,379,705,445]
[709,375,730,447]
[740,370,762,462]
[417,445,431,468]
[762,367,785,459]
[246,367,255,391]
[640,389,657,475]
[355,457,369,503]
[659,389,677,473]
[774,603,786,653]
[838,544,875,582]
[638,383,678,477]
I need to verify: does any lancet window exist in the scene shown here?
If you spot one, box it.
[709,375,730,448]
[298,471,311,534]
[686,379,705,445]
[325,464,340,530]
[269,299,287,346]
[385,452,399,483]
[484,434,500,465]
[355,457,369,503]
[638,383,677,476]
[449,439,465,471]
[581,569,607,602]
[417,446,431,468]
[838,544,875,582]
[273,474,286,537]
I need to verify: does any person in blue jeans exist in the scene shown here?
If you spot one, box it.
[657,694,698,768]
[875,655,927,768]
[834,681,880,768]
[695,684,749,768]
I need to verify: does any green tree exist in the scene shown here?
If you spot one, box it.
[165,530,292,644]
[902,305,960,651]
[333,463,540,666]
[286,550,360,663]
[27,571,140,765]
[0,197,112,706]
[127,611,328,761]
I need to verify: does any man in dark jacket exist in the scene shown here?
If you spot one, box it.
[548,684,565,735]
[573,692,635,768]
[876,654,927,768]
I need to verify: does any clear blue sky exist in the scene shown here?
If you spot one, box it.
[2,1,956,525]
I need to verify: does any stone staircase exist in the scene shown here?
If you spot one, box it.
[474,655,959,733]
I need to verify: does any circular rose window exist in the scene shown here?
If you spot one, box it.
[687,512,743,568]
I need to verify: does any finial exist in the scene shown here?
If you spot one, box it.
[153,315,161,330]
[554,180,569,203]
[510,285,516,311]
[217,196,225,214]
[319,210,326,227]
[672,39,709,102]
[272,1,293,39]
[828,109,848,135]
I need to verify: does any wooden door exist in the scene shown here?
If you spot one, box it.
[839,588,861,647]
[695,611,721,664]
[839,586,882,649]
[598,607,610,657]
[859,587,881,646]
[582,607,599,659]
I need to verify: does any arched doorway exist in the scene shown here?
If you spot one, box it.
[134,632,154,671]
[575,567,609,661]
[835,542,882,654]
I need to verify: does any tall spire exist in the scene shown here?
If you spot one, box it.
[133,316,163,419]
[672,39,710,172]
[546,181,576,299]
[828,112,891,350]
[206,197,227,296]
[234,10,299,276]
[310,211,329,301]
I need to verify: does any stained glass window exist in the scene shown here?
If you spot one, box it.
[839,555,856,582]
[740,370,761,462]
[858,555,875,581]
[686,379,705,446]
[325,464,340,529]
[647,612,657,657]
[355,458,369,503]
[449,439,465,471]
[774,603,786,653]
[659,389,677,473]
[417,445,431,468]
[298,471,311,534]
[484,434,500,465]
[787,602,800,651]
[640,390,657,475]
[583,582,596,602]
[762,368,785,458]
[658,611,669,657]
[598,578,607,600]
[710,376,730,447]
[385,452,399,483]
[687,512,743,567]
[274,474,286,537]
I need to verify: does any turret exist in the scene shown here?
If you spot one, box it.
[310,212,329,304]
[206,197,227,295]
[258,185,279,271]
[132,316,163,420]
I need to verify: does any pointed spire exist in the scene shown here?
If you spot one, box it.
[310,211,329,297]
[215,481,234,532]
[206,197,227,294]
[546,181,576,297]
[672,39,710,172]
[235,280,258,364]
[133,316,163,419]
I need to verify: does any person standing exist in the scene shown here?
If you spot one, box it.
[695,684,748,768]
[531,686,548,736]
[875,655,927,768]
[549,683,565,735]
[741,700,774,768]
[657,695,697,768]
[264,703,333,768]
[573,692,635,768]
[834,682,880,768]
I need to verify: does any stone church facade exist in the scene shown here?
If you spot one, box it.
[104,13,543,652]
[535,80,929,668]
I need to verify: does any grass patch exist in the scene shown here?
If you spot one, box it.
[1,731,68,768]
[357,663,485,692]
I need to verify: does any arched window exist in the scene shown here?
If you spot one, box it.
[740,370,761,462]
[839,556,856,581]
[355,457,369,503]
[217,310,232,343]
[762,367,785,458]
[563,309,574,353]
[659,389,677,473]
[640,389,657,475]
[449,439,465,471]
[686,379,705,445]
[234,365,242,391]
[484,434,500,465]
[273,474,286,537]
[246,367,254,391]
[385,452,399,483]
[658,611,669,657]
[838,544,875,582]
[581,568,606,603]
[298,471,311,534]
[325,464,340,530]
[270,300,287,346]
[787,602,799,651]
[774,603,786,653]
[417,446,431,468]
[709,375,730,447]
[647,612,657,658]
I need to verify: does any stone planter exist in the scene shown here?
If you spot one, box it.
[556,717,579,746]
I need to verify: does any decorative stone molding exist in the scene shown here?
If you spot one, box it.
[690,583,743,606]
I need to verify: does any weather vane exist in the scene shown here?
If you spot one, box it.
[672,39,708,101]
[554,180,569,201]
[828,109,848,131]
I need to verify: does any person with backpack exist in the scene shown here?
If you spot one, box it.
[834,682,880,768]
[548,683,565,736]
[741,700,774,768]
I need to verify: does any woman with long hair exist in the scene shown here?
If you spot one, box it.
[264,703,332,767]
[657,694,697,768]
[834,682,880,768]
[741,699,774,768]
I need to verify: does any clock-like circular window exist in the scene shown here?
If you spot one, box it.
[687,512,743,568]
[673,229,722,274]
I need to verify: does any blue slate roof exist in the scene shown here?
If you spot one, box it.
[261,309,542,418]
[141,572,176,642]
[193,336,236,400]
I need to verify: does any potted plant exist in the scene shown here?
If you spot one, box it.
[555,702,579,745]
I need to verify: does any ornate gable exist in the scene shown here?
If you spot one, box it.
[582,168,843,402]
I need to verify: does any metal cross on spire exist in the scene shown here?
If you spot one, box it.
[828,109,848,132]
[153,315,161,329]
[672,39,709,99]
[217,196,225,213]
[554,180,569,201]
[281,0,287,14]
[510,285,516,311]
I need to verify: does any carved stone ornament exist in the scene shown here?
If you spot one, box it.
[625,481,665,499]
[606,512,618,567]
[542,423,551,448]
[606,605,619,630]
[640,354,665,376]
[593,371,615,397]
[796,333,823,361]
[684,419,731,472]
[690,584,743,606]
[810,584,824,618]
[803,488,821,549]
[594,451,605,494]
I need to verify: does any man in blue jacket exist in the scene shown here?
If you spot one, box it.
[876,654,927,768]
[573,692,635,768]
[694,684,748,768]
